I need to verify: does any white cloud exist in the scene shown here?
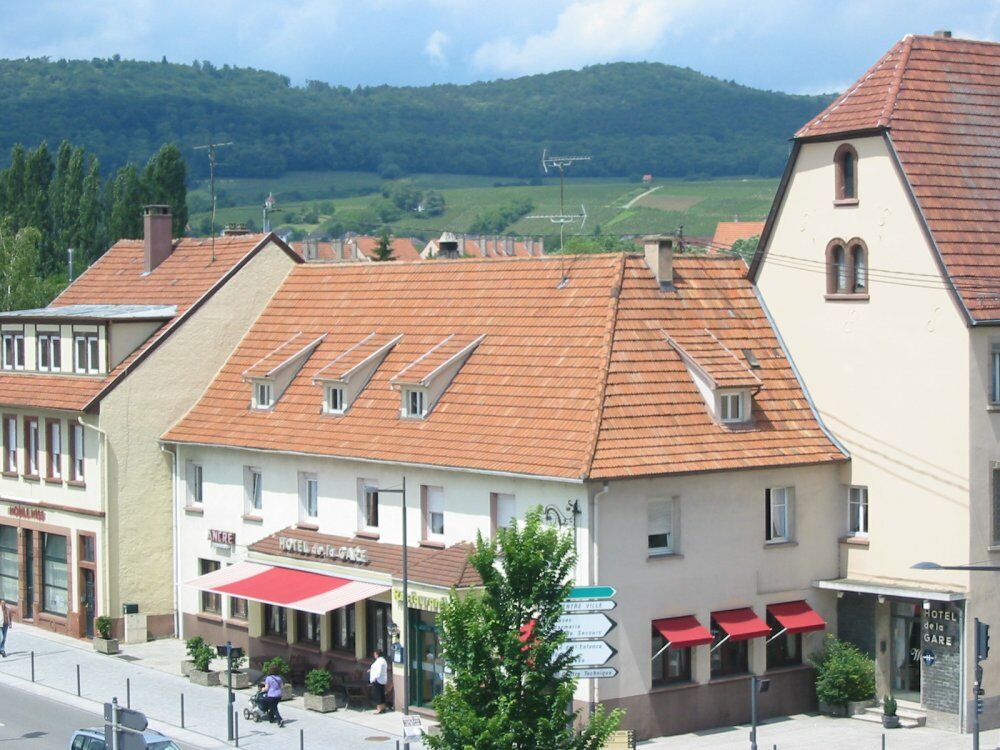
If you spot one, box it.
[425,30,450,65]
[472,0,692,76]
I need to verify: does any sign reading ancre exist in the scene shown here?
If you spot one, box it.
[922,605,960,653]
[278,536,370,565]
[208,529,236,546]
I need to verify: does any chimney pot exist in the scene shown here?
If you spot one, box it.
[143,205,173,273]
[934,29,952,38]
[644,235,674,288]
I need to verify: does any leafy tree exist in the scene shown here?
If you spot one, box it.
[557,235,636,255]
[77,157,105,263]
[373,228,394,261]
[423,189,446,216]
[57,147,86,259]
[109,163,145,241]
[389,180,422,211]
[729,235,760,262]
[23,143,54,262]
[0,224,51,311]
[143,144,188,236]
[426,508,622,750]
[469,198,533,234]
[3,145,27,227]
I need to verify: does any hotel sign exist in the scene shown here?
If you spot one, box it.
[208,529,236,547]
[8,504,45,521]
[923,604,960,653]
[278,536,370,565]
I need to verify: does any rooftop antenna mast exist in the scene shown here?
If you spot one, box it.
[528,149,591,282]
[193,140,233,261]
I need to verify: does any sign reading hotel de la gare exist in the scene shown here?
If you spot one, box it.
[923,603,961,652]
[278,536,371,565]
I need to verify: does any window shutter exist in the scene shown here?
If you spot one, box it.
[765,488,772,540]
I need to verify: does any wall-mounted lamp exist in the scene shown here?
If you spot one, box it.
[836,591,845,599]
[877,595,886,604]
[923,600,931,611]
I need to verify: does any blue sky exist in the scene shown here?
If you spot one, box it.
[3,0,998,94]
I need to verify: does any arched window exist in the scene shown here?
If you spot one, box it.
[851,242,868,292]
[827,240,847,294]
[826,237,870,298]
[834,144,858,202]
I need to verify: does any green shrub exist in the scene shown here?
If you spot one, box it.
[185,636,205,660]
[883,694,897,717]
[193,643,214,673]
[305,669,332,696]
[810,635,876,706]
[95,616,113,640]
[263,656,291,679]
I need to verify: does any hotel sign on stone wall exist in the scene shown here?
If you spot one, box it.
[923,604,960,653]
[278,536,370,565]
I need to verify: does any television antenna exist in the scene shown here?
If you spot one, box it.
[262,192,281,233]
[528,149,591,255]
[193,140,233,261]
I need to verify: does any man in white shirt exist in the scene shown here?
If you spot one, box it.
[369,648,388,714]
[0,598,10,657]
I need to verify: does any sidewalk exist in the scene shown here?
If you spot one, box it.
[0,624,420,749]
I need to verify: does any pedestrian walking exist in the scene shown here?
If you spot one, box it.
[262,665,285,727]
[0,598,11,657]
[370,648,388,714]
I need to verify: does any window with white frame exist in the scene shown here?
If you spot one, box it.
[2,332,24,371]
[299,473,319,520]
[493,492,516,532]
[648,498,676,554]
[992,345,1000,405]
[423,485,444,539]
[253,381,274,410]
[46,420,61,480]
[720,392,744,423]
[37,333,61,372]
[25,418,38,476]
[244,467,262,514]
[2,416,15,474]
[186,461,204,506]
[404,389,426,418]
[70,423,84,482]
[359,480,379,530]
[325,385,345,414]
[765,486,794,543]
[848,486,868,536]
[73,333,100,373]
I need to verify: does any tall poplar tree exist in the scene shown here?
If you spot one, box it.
[426,508,622,750]
[77,158,105,264]
[143,143,188,236]
[24,143,54,270]
[109,164,145,241]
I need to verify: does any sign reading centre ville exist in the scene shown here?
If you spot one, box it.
[923,604,961,653]
[278,536,370,565]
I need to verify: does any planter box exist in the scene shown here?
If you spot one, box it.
[93,637,120,655]
[281,683,293,701]
[304,693,337,713]
[223,671,251,690]
[882,715,900,729]
[181,659,195,677]
[848,699,875,716]
[189,670,220,687]
[818,701,848,718]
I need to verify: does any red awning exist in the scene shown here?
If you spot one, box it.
[767,600,826,634]
[652,615,714,648]
[712,607,770,640]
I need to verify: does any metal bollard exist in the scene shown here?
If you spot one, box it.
[882,734,885,750]
[300,728,304,750]
[181,693,185,729]
[234,709,239,747]
[126,677,131,708]
[30,650,34,682]
[76,664,81,696]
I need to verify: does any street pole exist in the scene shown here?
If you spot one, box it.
[226,641,234,742]
[973,662,981,750]
[401,476,409,716]
[111,697,120,750]
[750,676,758,750]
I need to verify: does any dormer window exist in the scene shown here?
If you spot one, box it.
[834,143,858,203]
[254,381,274,410]
[313,333,403,417]
[719,392,745,423]
[404,389,426,418]
[38,333,61,372]
[2,331,24,371]
[243,332,326,412]
[325,385,345,414]
[74,333,100,374]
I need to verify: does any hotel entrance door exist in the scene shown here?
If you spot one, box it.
[890,601,921,702]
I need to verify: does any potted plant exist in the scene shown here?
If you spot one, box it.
[262,656,293,700]
[304,669,337,713]
[224,652,251,690]
[882,694,900,728]
[93,616,119,655]
[188,643,220,687]
[182,636,205,677]
[810,635,876,717]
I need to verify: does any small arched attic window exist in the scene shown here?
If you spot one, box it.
[825,237,869,299]
[834,144,859,203]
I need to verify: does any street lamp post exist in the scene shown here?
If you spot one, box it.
[749,676,770,750]
[379,478,409,715]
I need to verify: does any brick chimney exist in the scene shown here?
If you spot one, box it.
[143,205,173,273]
[644,235,674,289]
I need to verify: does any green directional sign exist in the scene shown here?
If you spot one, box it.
[568,585,616,600]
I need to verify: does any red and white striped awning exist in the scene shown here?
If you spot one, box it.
[185,561,388,614]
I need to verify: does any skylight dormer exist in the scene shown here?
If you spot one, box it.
[242,331,326,411]
[664,329,762,427]
[312,332,402,415]
[391,334,484,420]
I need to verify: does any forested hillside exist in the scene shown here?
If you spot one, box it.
[0,57,832,181]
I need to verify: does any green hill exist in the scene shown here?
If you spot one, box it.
[0,57,831,181]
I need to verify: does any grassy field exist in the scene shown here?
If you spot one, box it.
[188,171,777,241]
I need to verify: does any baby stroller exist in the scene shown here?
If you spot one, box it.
[243,686,268,723]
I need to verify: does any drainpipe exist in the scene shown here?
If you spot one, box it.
[78,415,111,627]
[589,481,610,716]
[160,442,180,638]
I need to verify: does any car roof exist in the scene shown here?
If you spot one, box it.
[78,727,171,740]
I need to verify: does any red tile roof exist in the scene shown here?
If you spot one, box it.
[313,333,402,382]
[794,34,1000,322]
[293,238,422,262]
[711,222,765,251]
[0,234,289,412]
[164,254,844,480]
[391,334,483,386]
[665,330,762,389]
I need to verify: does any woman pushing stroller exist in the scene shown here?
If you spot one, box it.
[260,664,286,727]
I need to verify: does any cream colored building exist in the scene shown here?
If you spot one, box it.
[751,32,1000,732]
[0,208,298,639]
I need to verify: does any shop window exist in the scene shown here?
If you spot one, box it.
[3,415,16,475]
[422,485,445,541]
[199,559,221,615]
[37,333,61,372]
[70,423,85,483]
[848,486,868,536]
[648,498,676,555]
[230,596,248,621]
[1,331,24,371]
[651,629,691,686]
[0,525,18,604]
[359,480,379,530]
[24,417,38,477]
[42,533,68,615]
[491,492,516,534]
[710,618,749,677]
[834,144,858,201]
[766,612,802,669]
[366,600,391,656]
[244,467,262,514]
[46,420,62,480]
[765,487,794,543]
[265,604,287,638]
[297,611,321,645]
[74,333,100,374]
[333,604,356,651]
[299,473,319,521]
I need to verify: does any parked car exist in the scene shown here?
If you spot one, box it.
[69,727,181,750]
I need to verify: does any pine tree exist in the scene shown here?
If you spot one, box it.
[108,164,145,241]
[425,508,623,750]
[374,227,395,261]
[143,143,188,236]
